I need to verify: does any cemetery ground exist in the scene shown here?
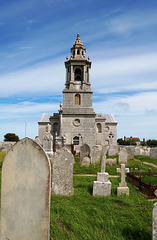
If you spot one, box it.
[0,151,157,240]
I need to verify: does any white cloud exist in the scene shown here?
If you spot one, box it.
[0,59,65,97]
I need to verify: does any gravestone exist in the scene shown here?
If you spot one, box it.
[51,147,74,195]
[93,146,111,196]
[134,147,141,156]
[80,143,90,161]
[117,164,129,196]
[81,156,90,167]
[0,137,51,240]
[118,148,128,164]
[125,146,135,159]
[106,158,117,166]
[150,148,157,159]
[108,144,118,157]
[152,202,157,240]
[90,146,101,164]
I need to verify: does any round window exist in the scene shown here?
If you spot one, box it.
[73,119,81,127]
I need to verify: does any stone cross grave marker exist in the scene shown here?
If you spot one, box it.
[117,164,129,196]
[51,147,74,195]
[117,164,129,187]
[93,146,111,196]
[152,202,157,240]
[101,146,108,173]
[0,137,51,240]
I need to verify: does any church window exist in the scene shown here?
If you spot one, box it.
[82,51,84,55]
[75,68,81,82]
[97,123,102,133]
[53,122,59,136]
[73,136,79,145]
[75,94,81,105]
[77,49,80,55]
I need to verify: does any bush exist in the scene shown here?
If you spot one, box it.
[4,133,19,142]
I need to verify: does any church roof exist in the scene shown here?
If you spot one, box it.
[104,114,118,123]
[39,113,117,124]
[96,113,117,123]
[38,113,52,123]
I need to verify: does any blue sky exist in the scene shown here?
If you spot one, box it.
[0,0,157,141]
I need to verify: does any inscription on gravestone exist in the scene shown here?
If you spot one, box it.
[0,137,51,240]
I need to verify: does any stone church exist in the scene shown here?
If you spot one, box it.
[38,34,117,152]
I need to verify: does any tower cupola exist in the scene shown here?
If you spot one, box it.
[70,33,86,60]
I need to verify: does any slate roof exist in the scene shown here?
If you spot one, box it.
[39,113,117,124]
[38,113,53,123]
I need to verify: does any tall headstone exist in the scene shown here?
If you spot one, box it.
[80,144,90,161]
[90,146,101,164]
[93,146,111,196]
[0,138,51,240]
[118,148,128,164]
[108,144,118,157]
[117,164,129,196]
[152,202,157,240]
[51,147,74,195]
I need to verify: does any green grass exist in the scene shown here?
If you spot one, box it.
[50,176,153,240]
[142,175,157,186]
[0,152,157,239]
[134,155,157,166]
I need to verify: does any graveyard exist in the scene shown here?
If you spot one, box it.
[0,147,157,240]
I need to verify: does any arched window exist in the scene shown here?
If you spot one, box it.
[53,122,59,136]
[75,68,81,82]
[73,136,79,145]
[97,123,102,133]
[75,94,81,105]
[77,49,80,55]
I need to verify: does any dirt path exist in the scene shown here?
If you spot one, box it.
[74,174,119,177]
[134,159,157,168]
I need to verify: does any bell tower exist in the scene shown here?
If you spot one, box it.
[62,33,95,115]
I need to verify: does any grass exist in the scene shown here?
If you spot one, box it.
[142,175,157,186]
[134,155,157,166]
[0,152,157,239]
[50,176,153,240]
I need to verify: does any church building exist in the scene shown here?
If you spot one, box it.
[38,34,117,152]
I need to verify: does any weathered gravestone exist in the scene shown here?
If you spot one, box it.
[150,148,157,159]
[80,143,90,161]
[90,146,101,164]
[118,148,128,164]
[125,146,135,159]
[93,147,111,196]
[108,144,118,157]
[134,147,141,156]
[152,202,157,240]
[81,156,90,167]
[117,164,129,196]
[0,137,51,240]
[51,147,74,195]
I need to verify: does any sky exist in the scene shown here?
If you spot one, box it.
[0,0,157,141]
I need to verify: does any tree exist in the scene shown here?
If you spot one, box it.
[4,133,19,142]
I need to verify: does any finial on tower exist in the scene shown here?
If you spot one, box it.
[77,33,80,40]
